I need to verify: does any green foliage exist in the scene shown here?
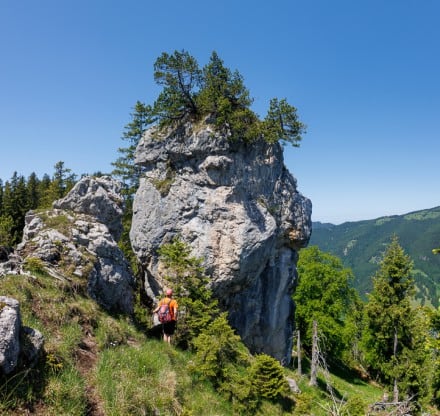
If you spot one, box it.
[154,50,202,125]
[362,236,429,402]
[112,101,152,197]
[0,163,77,246]
[39,161,76,208]
[250,354,289,400]
[115,50,305,166]
[310,207,440,307]
[0,214,14,246]
[191,314,258,413]
[23,256,46,274]
[261,98,306,146]
[196,51,257,141]
[295,246,361,360]
[158,237,220,346]
[191,313,250,382]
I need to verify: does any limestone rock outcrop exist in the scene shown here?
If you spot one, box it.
[0,296,44,375]
[17,176,134,314]
[130,123,312,363]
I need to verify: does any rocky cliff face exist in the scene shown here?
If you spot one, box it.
[131,123,312,363]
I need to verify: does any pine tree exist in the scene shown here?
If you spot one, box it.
[153,50,202,125]
[197,51,256,140]
[262,98,306,146]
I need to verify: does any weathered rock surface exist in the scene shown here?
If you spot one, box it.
[53,175,124,241]
[131,123,312,363]
[0,296,44,375]
[0,297,21,374]
[17,176,134,314]
[0,250,23,276]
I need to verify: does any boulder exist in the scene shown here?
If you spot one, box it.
[0,296,44,375]
[53,175,124,241]
[18,176,134,314]
[0,297,21,374]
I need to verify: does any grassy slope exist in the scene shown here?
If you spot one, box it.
[0,269,386,415]
[310,206,440,307]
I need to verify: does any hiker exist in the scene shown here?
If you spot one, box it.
[153,288,178,344]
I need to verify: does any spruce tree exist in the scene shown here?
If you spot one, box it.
[362,236,428,402]
[250,354,289,400]
[112,101,153,197]
[157,237,220,347]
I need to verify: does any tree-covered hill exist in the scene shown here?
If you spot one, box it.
[310,206,440,307]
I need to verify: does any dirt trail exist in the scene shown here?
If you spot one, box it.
[75,337,105,416]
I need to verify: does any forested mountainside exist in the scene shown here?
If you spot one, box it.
[310,206,440,307]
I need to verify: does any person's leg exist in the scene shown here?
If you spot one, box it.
[163,322,173,343]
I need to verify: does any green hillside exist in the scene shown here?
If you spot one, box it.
[310,206,440,307]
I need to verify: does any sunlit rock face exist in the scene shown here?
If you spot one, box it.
[131,123,312,363]
[18,176,134,314]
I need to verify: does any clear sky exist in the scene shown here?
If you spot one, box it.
[1,0,439,224]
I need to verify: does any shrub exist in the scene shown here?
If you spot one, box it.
[23,256,46,274]
[250,354,289,400]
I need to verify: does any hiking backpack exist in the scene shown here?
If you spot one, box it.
[158,299,172,323]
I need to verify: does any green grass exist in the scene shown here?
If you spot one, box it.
[1,268,391,415]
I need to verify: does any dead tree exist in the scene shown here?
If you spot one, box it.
[309,320,318,386]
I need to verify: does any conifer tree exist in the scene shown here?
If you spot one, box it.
[26,172,40,210]
[197,51,257,140]
[157,237,220,347]
[153,50,202,125]
[0,214,14,247]
[112,101,153,197]
[0,179,3,215]
[250,354,289,400]
[262,98,306,146]
[39,162,75,207]
[2,172,28,245]
[362,236,428,402]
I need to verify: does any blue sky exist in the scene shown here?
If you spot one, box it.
[1,0,439,224]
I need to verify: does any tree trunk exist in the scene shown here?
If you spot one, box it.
[309,320,318,386]
[297,330,302,376]
[393,327,399,402]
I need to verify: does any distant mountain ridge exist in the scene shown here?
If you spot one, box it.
[310,206,440,307]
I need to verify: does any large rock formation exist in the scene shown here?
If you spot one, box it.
[130,123,312,363]
[17,176,135,314]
